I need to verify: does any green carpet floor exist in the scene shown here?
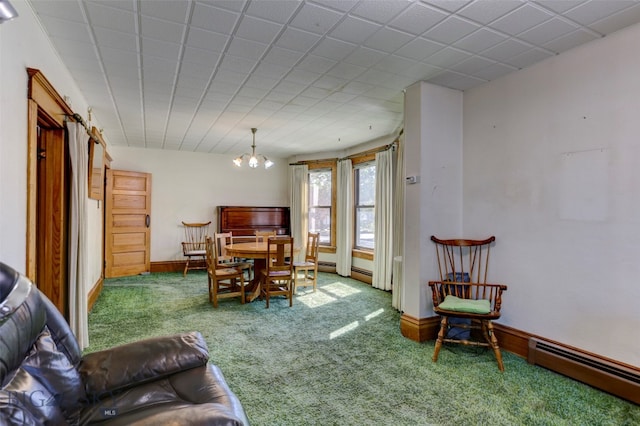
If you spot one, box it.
[86,271,639,425]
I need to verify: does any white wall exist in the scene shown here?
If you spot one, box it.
[110,146,289,261]
[403,82,463,319]
[463,23,640,366]
[0,1,103,292]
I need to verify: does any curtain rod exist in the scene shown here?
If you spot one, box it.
[289,157,338,166]
[289,128,403,166]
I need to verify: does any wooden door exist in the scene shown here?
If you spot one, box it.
[36,126,68,316]
[105,170,152,278]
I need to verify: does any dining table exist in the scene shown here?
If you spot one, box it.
[224,241,296,302]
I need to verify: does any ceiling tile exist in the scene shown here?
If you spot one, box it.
[38,15,93,42]
[351,1,411,24]
[93,26,138,52]
[182,46,220,67]
[388,3,449,35]
[311,37,357,61]
[517,18,579,46]
[191,3,240,33]
[86,2,136,33]
[298,55,338,73]
[394,37,445,60]
[457,0,523,24]
[226,38,269,60]
[275,27,322,52]
[472,62,519,81]
[218,54,259,74]
[454,28,508,53]
[563,0,637,26]
[186,28,229,52]
[424,46,472,68]
[289,2,344,35]
[588,4,640,34]
[534,1,588,14]
[326,62,367,80]
[423,15,481,44]
[330,16,381,44]
[542,28,599,52]
[235,15,283,44]
[364,27,414,53]
[374,55,418,75]
[481,38,533,62]
[245,0,300,23]
[343,47,388,67]
[140,15,186,44]
[262,46,305,67]
[30,0,87,22]
[490,3,554,35]
[504,48,555,69]
[141,38,181,61]
[450,56,496,74]
[140,0,190,22]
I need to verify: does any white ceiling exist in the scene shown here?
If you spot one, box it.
[28,0,640,158]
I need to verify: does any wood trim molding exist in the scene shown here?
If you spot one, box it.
[151,261,185,273]
[87,276,104,312]
[400,314,440,342]
[25,68,73,280]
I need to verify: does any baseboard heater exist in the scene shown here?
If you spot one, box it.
[528,338,640,404]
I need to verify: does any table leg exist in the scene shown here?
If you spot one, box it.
[245,258,266,302]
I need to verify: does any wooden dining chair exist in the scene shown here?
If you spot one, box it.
[181,221,211,277]
[255,230,276,243]
[214,232,252,279]
[293,232,320,293]
[260,236,294,308]
[205,237,245,308]
[427,236,508,371]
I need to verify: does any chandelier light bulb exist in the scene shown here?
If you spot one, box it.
[232,127,273,169]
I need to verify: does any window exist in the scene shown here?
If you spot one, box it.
[354,162,376,250]
[308,168,332,245]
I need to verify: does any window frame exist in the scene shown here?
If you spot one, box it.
[351,153,376,259]
[308,160,337,253]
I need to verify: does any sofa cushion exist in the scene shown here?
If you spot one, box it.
[21,326,84,422]
[1,367,67,425]
[80,332,209,396]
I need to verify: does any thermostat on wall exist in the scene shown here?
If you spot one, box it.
[406,175,420,184]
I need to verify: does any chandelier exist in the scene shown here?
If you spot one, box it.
[233,128,274,169]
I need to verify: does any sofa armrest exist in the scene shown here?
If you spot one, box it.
[79,331,209,395]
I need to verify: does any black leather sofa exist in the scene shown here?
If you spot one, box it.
[0,262,249,425]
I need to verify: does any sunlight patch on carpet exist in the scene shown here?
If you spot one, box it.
[329,321,359,339]
[297,290,337,308]
[322,281,362,297]
[364,308,384,321]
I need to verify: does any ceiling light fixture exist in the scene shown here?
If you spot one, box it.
[0,0,18,23]
[233,128,273,169]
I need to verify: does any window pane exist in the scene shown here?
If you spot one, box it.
[356,207,375,249]
[309,207,331,244]
[309,168,332,246]
[309,170,332,205]
[357,164,376,205]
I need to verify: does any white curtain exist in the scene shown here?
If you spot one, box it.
[372,149,393,290]
[336,159,353,276]
[289,164,308,262]
[391,134,405,311]
[66,121,89,349]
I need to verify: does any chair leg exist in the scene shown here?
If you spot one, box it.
[288,281,293,307]
[485,320,504,372]
[183,258,189,277]
[432,316,448,363]
[212,279,219,308]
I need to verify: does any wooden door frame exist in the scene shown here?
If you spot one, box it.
[26,68,73,279]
